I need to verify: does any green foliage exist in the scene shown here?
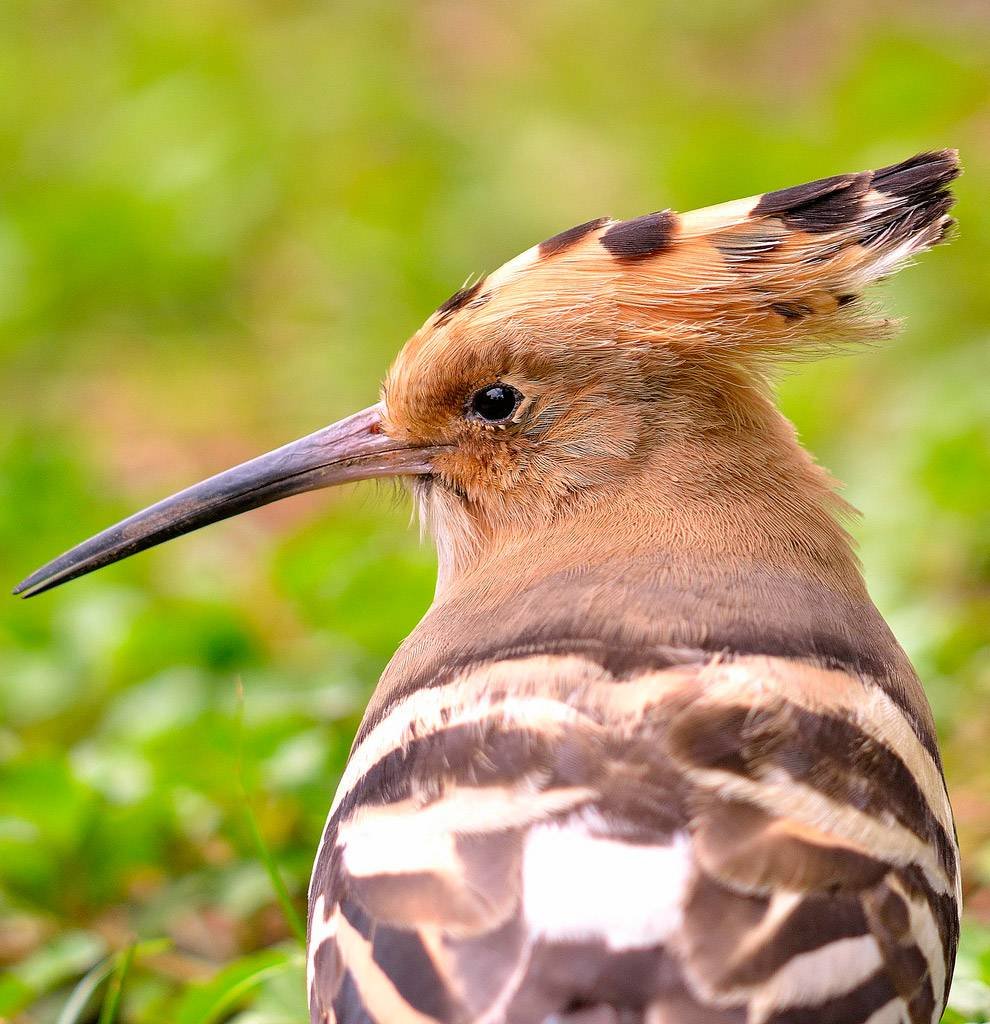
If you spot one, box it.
[1,2,988,1020]
[173,948,305,1024]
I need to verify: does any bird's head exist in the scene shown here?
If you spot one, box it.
[14,152,958,599]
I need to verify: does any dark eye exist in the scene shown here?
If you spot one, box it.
[467,383,523,423]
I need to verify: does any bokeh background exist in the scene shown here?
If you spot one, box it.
[1,2,989,1021]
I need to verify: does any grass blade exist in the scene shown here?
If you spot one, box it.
[55,957,115,1024]
[98,943,135,1024]
[175,948,303,1024]
[243,800,308,947]
[235,678,307,947]
[54,938,172,1024]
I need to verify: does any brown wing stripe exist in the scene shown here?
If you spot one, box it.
[331,724,563,822]
[524,938,678,1011]
[683,869,871,991]
[359,616,903,753]
[336,664,950,886]
[329,969,369,1024]
[726,894,872,988]
[863,881,938,1024]
[330,718,690,850]
[317,723,604,896]
[355,637,710,748]
[669,701,956,881]
[310,939,343,1024]
[869,934,931,1024]
[896,865,960,1004]
[764,969,897,1024]
[691,799,892,893]
[369,922,457,1022]
[908,982,937,1024]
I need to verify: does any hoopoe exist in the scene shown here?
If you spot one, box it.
[16,151,960,1024]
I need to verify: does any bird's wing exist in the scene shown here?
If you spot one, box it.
[306,650,958,1024]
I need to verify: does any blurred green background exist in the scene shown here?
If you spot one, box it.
[1,2,988,1021]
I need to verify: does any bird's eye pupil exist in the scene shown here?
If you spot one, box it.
[469,383,522,423]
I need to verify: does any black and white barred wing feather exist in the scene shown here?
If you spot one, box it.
[307,652,957,1024]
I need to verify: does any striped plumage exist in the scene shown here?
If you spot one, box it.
[308,567,957,1024]
[14,151,960,1024]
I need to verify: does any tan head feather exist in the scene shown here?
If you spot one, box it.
[425,149,956,357]
[382,151,959,594]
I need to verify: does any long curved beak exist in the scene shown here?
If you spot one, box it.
[13,404,437,598]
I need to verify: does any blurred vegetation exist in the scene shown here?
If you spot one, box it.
[1,1,989,1021]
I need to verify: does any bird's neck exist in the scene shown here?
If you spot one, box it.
[369,467,909,740]
[427,398,867,608]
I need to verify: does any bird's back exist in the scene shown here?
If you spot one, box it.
[307,556,958,1024]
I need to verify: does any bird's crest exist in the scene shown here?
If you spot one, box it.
[421,150,959,365]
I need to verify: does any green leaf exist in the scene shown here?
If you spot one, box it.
[56,956,115,1024]
[4,930,107,1015]
[0,973,34,1017]
[235,679,307,948]
[53,939,171,1024]
[98,943,136,1024]
[174,948,303,1024]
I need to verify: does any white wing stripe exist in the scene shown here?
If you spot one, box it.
[523,821,691,950]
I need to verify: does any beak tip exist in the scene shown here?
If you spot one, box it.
[12,562,63,598]
[12,575,39,598]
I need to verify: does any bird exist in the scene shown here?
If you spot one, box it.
[15,149,960,1024]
